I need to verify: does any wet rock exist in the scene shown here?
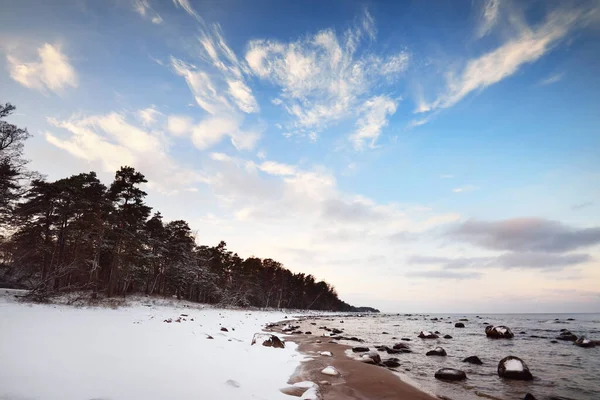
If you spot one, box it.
[497,356,533,381]
[310,322,317,325]
[206,335,214,339]
[426,347,447,356]
[455,322,465,328]
[443,334,453,339]
[382,331,389,334]
[386,348,407,354]
[375,345,389,352]
[401,338,412,341]
[352,346,370,353]
[434,368,467,381]
[567,318,575,321]
[463,356,483,365]
[575,336,596,348]
[523,394,537,400]
[459,318,469,321]
[360,352,381,365]
[485,325,514,339]
[550,340,558,344]
[305,331,312,335]
[392,343,410,350]
[434,331,440,334]
[331,328,343,334]
[383,358,401,368]
[556,330,577,341]
[519,331,526,334]
[418,331,439,339]
[251,333,285,348]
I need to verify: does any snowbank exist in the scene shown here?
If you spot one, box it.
[0,289,304,400]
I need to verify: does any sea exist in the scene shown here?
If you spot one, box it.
[322,313,600,400]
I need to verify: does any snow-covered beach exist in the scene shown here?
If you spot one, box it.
[0,289,304,400]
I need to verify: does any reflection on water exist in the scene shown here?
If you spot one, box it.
[312,313,599,400]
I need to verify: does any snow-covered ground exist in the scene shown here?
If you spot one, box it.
[0,289,304,400]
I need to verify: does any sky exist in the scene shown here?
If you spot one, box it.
[1,0,599,313]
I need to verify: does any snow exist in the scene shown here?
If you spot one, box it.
[0,289,304,400]
[300,386,321,400]
[422,330,432,335]
[293,381,318,389]
[320,366,339,376]
[319,351,333,357]
[496,326,508,334]
[504,359,524,372]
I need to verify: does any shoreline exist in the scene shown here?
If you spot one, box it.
[270,317,438,400]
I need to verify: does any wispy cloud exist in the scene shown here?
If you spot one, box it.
[172,0,202,22]
[452,185,476,193]
[7,43,78,94]
[245,10,408,147]
[133,0,162,24]
[572,201,594,211]
[406,270,483,280]
[476,0,501,38]
[418,6,590,114]
[539,72,565,85]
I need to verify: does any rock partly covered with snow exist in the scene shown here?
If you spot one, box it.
[320,366,340,376]
[574,336,596,348]
[497,356,533,381]
[434,368,467,381]
[463,356,483,365]
[426,347,447,356]
[485,325,514,339]
[418,331,439,339]
[319,351,333,357]
[556,329,578,341]
[360,351,381,365]
[251,333,285,348]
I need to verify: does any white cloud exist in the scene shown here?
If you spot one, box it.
[167,115,193,137]
[245,11,408,146]
[419,8,586,113]
[259,161,296,176]
[46,111,207,194]
[189,117,260,151]
[539,72,564,85]
[7,43,78,93]
[172,0,202,22]
[137,106,161,126]
[350,96,397,150]
[133,0,162,24]
[227,79,259,113]
[452,185,477,193]
[477,0,501,38]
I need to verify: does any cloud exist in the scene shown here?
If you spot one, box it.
[350,96,398,150]
[447,218,600,253]
[406,270,483,280]
[419,7,589,113]
[572,201,594,210]
[408,252,591,270]
[167,115,193,137]
[245,10,408,146]
[133,0,162,24]
[452,185,477,193]
[45,111,207,194]
[227,79,259,113]
[477,0,501,38]
[539,72,564,85]
[172,0,202,22]
[137,106,160,126]
[258,161,296,176]
[7,43,78,93]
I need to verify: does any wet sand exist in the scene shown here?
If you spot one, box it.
[269,319,438,400]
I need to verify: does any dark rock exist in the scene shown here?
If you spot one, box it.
[382,331,389,334]
[383,359,401,368]
[529,335,546,339]
[331,328,343,334]
[434,368,467,381]
[431,317,439,321]
[352,346,370,353]
[310,322,316,325]
[485,325,514,339]
[434,331,440,334]
[305,331,312,335]
[206,335,214,339]
[459,318,468,321]
[393,343,410,350]
[401,338,411,341]
[497,356,533,381]
[523,394,537,400]
[360,351,381,365]
[483,322,489,325]
[455,322,465,328]
[519,331,526,334]
[575,336,596,348]
[550,340,558,344]
[463,356,483,365]
[252,333,285,348]
[567,318,575,321]
[444,334,453,339]
[375,345,389,352]
[426,347,447,356]
[292,330,303,334]
[386,348,409,354]
[418,331,439,339]
[556,330,577,341]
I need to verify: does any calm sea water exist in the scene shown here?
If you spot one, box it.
[318,313,600,400]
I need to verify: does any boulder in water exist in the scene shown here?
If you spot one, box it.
[455,322,465,328]
[251,333,285,348]
[352,346,370,353]
[434,368,467,381]
[485,325,514,339]
[556,330,577,341]
[383,358,401,368]
[360,351,381,365]
[463,356,483,365]
[523,394,537,400]
[392,343,410,350]
[497,356,533,381]
[426,347,447,356]
[418,331,439,339]
[444,334,453,339]
[575,336,596,348]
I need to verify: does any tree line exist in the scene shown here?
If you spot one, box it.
[0,102,378,312]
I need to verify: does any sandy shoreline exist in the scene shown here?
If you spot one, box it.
[271,317,438,400]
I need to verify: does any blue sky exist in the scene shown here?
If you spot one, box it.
[1,0,599,312]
